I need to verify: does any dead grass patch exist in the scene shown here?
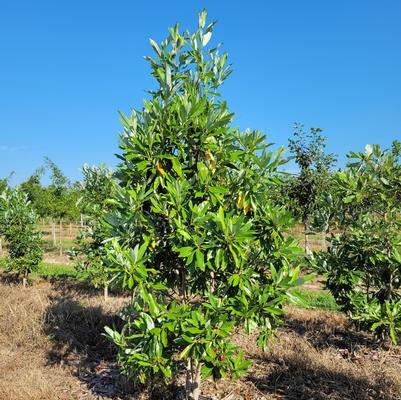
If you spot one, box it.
[0,274,400,399]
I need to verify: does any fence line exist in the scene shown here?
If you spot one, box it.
[0,222,331,257]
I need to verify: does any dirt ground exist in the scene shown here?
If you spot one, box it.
[0,274,400,400]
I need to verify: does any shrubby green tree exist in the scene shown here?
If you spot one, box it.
[317,141,401,345]
[0,187,43,286]
[104,11,306,399]
[286,124,336,249]
[20,166,50,218]
[44,157,81,222]
[69,164,115,299]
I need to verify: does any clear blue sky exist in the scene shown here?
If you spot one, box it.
[1,0,401,183]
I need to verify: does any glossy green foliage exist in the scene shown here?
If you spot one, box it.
[104,10,306,395]
[318,141,401,344]
[0,187,43,280]
[69,164,115,292]
[286,124,336,231]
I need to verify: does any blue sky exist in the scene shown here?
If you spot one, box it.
[1,0,401,183]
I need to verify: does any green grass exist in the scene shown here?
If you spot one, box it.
[291,288,339,311]
[0,257,77,279]
[41,238,76,251]
[34,262,77,278]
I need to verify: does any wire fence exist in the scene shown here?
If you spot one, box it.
[290,226,329,252]
[0,222,330,257]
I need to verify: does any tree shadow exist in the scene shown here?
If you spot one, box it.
[244,311,399,400]
[43,294,202,399]
[283,312,378,352]
[43,295,127,398]
[0,271,22,285]
[47,277,104,297]
[248,352,397,400]
[47,276,130,299]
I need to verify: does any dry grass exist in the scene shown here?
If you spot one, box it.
[0,274,400,400]
[0,275,127,400]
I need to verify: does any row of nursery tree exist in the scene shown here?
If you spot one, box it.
[1,157,87,222]
[1,10,400,400]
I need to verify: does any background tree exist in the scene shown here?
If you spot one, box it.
[104,11,306,399]
[20,159,82,223]
[20,166,50,218]
[69,164,115,299]
[287,124,336,249]
[317,141,401,345]
[44,157,81,222]
[0,187,43,287]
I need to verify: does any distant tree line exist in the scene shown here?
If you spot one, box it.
[2,157,84,223]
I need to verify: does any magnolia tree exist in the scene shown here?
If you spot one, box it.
[319,142,401,345]
[286,124,336,249]
[0,187,43,287]
[69,164,115,299]
[105,11,306,399]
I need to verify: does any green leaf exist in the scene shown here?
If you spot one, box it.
[180,343,194,359]
[196,249,205,271]
[149,38,161,57]
[171,157,183,177]
[202,31,212,46]
[197,161,209,183]
[178,247,194,257]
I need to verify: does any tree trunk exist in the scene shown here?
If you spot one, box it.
[385,271,394,302]
[22,272,28,288]
[190,363,201,400]
[186,359,201,400]
[59,219,63,256]
[104,285,109,301]
[52,219,57,246]
[303,222,309,253]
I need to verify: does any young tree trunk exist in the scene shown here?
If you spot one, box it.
[104,285,109,301]
[384,271,394,302]
[185,359,201,400]
[22,271,28,288]
[191,362,201,400]
[52,219,57,246]
[59,219,63,256]
[303,222,309,253]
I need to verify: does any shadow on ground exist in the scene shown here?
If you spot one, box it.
[42,292,196,400]
[0,272,22,285]
[249,352,398,400]
[47,277,129,299]
[243,310,400,400]
[43,293,127,398]
[283,312,378,351]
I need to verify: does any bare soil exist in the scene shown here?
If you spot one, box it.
[0,274,400,400]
